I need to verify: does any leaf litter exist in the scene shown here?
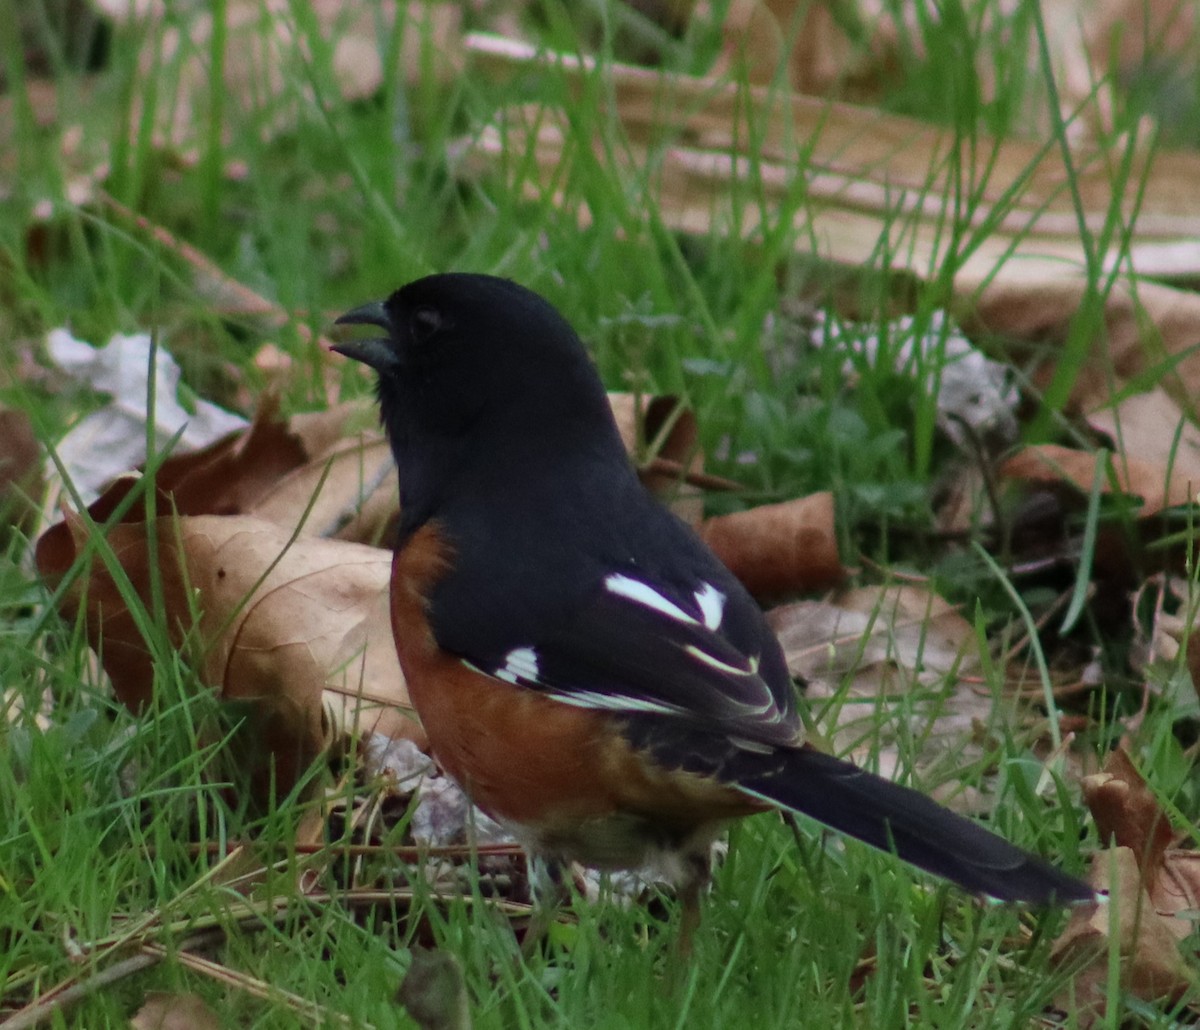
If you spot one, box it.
[11,0,1200,1022]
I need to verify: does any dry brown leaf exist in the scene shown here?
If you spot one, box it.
[1089,0,1199,73]
[770,584,980,683]
[965,277,1200,414]
[1051,848,1194,1023]
[462,35,1200,427]
[95,0,463,148]
[713,0,1194,148]
[768,584,1015,808]
[1082,745,1174,881]
[608,392,706,522]
[137,396,396,542]
[1000,443,1198,518]
[253,434,398,544]
[700,492,841,599]
[712,0,1109,140]
[1055,739,1200,1026]
[1126,574,1200,691]
[149,397,306,514]
[0,406,41,525]
[35,480,422,788]
[466,35,1200,268]
[716,0,856,94]
[1088,387,1200,489]
[1077,744,1200,941]
[243,401,397,542]
[130,991,221,1030]
[1075,0,1199,137]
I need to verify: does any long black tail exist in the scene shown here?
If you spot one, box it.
[735,746,1093,904]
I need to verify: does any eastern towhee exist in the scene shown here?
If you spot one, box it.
[333,273,1092,945]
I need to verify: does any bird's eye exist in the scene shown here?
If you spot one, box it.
[412,306,443,341]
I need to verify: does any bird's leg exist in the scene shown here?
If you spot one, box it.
[676,851,713,959]
[521,855,568,958]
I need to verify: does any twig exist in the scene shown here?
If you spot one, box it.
[1,930,223,1030]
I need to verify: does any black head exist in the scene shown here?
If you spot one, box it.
[333,274,631,525]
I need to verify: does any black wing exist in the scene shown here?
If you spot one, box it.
[455,566,801,749]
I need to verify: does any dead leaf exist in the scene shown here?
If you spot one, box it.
[816,308,1019,452]
[1052,848,1193,1022]
[461,34,1200,431]
[1087,388,1200,489]
[1082,745,1174,881]
[146,396,398,542]
[131,991,221,1030]
[717,0,845,93]
[0,407,41,526]
[1075,0,1199,138]
[966,277,1200,415]
[768,584,1015,807]
[35,480,422,790]
[467,34,1200,270]
[700,492,842,598]
[609,392,706,522]
[1000,444,1198,519]
[1126,574,1200,692]
[251,433,398,544]
[94,1,463,148]
[1075,742,1200,948]
[771,584,979,683]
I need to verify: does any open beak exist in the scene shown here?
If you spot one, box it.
[331,300,397,372]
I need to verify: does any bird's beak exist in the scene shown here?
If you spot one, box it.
[332,300,397,372]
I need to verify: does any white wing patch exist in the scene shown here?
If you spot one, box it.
[546,689,681,716]
[604,573,698,624]
[467,575,785,729]
[495,646,540,684]
[694,582,725,630]
[684,645,759,677]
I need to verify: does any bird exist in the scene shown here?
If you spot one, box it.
[332,272,1093,948]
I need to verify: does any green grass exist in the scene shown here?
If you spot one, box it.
[4,0,1200,1025]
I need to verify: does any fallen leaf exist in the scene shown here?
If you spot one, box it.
[815,308,1019,452]
[717,0,848,94]
[1087,388,1200,489]
[466,35,1200,271]
[1000,444,1198,519]
[1052,848,1193,1023]
[35,481,422,791]
[966,277,1200,414]
[94,0,463,148]
[1075,743,1200,944]
[1126,574,1200,693]
[251,433,398,544]
[148,396,309,516]
[609,392,705,522]
[1082,745,1174,882]
[1076,0,1198,137]
[131,991,221,1030]
[700,492,842,598]
[768,584,1017,808]
[0,407,42,527]
[461,34,1200,431]
[712,0,1135,145]
[147,396,398,543]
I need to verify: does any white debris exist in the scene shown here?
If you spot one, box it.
[812,310,1019,450]
[46,328,248,502]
